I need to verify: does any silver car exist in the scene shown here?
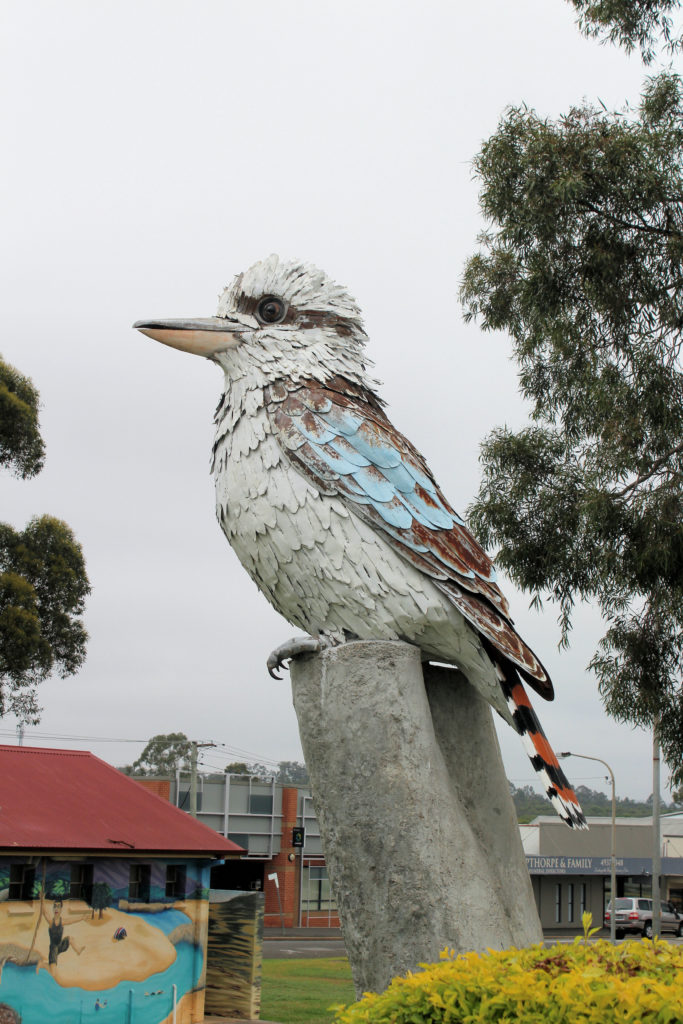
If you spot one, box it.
[605,897,683,939]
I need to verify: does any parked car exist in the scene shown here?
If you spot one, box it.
[604,897,683,939]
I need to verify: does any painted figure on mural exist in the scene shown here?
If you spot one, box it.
[41,899,87,973]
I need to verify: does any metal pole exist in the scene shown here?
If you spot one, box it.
[652,722,661,938]
[268,872,285,934]
[189,741,216,818]
[190,742,198,818]
[559,751,616,943]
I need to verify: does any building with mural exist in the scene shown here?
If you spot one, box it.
[0,745,243,1024]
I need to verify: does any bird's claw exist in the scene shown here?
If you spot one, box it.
[267,636,322,679]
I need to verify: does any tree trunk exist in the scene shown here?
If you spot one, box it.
[290,640,541,996]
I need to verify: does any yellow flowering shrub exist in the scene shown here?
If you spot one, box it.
[333,938,683,1023]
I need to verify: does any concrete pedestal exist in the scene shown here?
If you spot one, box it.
[290,640,542,996]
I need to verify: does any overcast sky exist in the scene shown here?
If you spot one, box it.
[1,1,666,800]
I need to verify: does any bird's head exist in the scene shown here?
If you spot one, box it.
[134,255,372,388]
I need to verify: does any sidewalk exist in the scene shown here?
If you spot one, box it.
[263,925,618,942]
[205,1019,281,1023]
[205,1018,281,1023]
[263,925,343,940]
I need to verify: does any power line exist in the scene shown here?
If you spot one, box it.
[0,728,297,769]
[0,729,147,744]
[212,741,283,766]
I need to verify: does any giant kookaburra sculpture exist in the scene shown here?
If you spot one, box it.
[135,255,586,828]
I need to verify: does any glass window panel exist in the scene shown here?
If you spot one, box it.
[165,864,187,899]
[301,865,337,912]
[249,794,273,815]
[129,864,151,903]
[228,833,250,850]
[70,863,93,902]
[9,864,35,901]
[178,788,202,812]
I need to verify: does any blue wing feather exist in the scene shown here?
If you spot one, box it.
[327,437,371,468]
[273,388,489,580]
[266,378,553,696]
[339,428,403,469]
[395,489,456,531]
[316,404,365,437]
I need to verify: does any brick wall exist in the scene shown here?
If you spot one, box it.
[264,787,300,927]
[133,777,171,802]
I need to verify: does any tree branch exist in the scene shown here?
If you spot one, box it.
[613,440,683,498]
[575,198,683,239]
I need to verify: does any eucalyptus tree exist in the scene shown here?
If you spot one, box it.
[0,355,89,722]
[125,732,193,776]
[462,4,683,784]
[569,0,682,62]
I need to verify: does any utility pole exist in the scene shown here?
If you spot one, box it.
[16,723,24,746]
[559,751,617,942]
[652,722,661,938]
[189,741,216,818]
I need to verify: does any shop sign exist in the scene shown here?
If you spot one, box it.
[526,855,683,876]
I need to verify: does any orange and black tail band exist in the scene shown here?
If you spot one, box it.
[497,667,588,831]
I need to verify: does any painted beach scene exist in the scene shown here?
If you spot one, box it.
[0,859,210,1024]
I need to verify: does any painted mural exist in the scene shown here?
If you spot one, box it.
[0,857,212,1024]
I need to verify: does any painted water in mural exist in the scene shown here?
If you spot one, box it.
[0,857,211,1024]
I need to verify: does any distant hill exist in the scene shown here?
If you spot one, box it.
[511,783,681,822]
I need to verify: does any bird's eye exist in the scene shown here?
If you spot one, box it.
[256,296,287,324]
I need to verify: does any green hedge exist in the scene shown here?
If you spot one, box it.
[333,938,683,1023]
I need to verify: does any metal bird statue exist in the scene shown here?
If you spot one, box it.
[135,255,587,829]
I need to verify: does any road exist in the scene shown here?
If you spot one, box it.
[263,934,682,959]
[263,937,347,958]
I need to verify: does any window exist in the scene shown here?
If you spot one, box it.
[669,887,683,910]
[554,883,562,924]
[249,793,273,815]
[228,833,249,851]
[165,864,187,899]
[579,883,587,916]
[70,864,93,903]
[302,866,336,912]
[567,883,574,923]
[178,788,202,812]
[9,864,35,901]
[129,864,151,903]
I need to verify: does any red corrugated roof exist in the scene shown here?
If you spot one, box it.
[0,745,242,855]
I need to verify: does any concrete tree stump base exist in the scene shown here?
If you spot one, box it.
[289,640,542,996]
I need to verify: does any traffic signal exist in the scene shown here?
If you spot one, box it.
[292,826,305,848]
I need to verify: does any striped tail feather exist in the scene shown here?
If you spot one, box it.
[495,661,588,830]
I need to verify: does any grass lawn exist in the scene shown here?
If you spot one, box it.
[260,957,356,1024]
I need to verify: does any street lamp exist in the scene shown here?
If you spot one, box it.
[559,751,617,943]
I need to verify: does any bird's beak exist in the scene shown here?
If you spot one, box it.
[133,317,249,357]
